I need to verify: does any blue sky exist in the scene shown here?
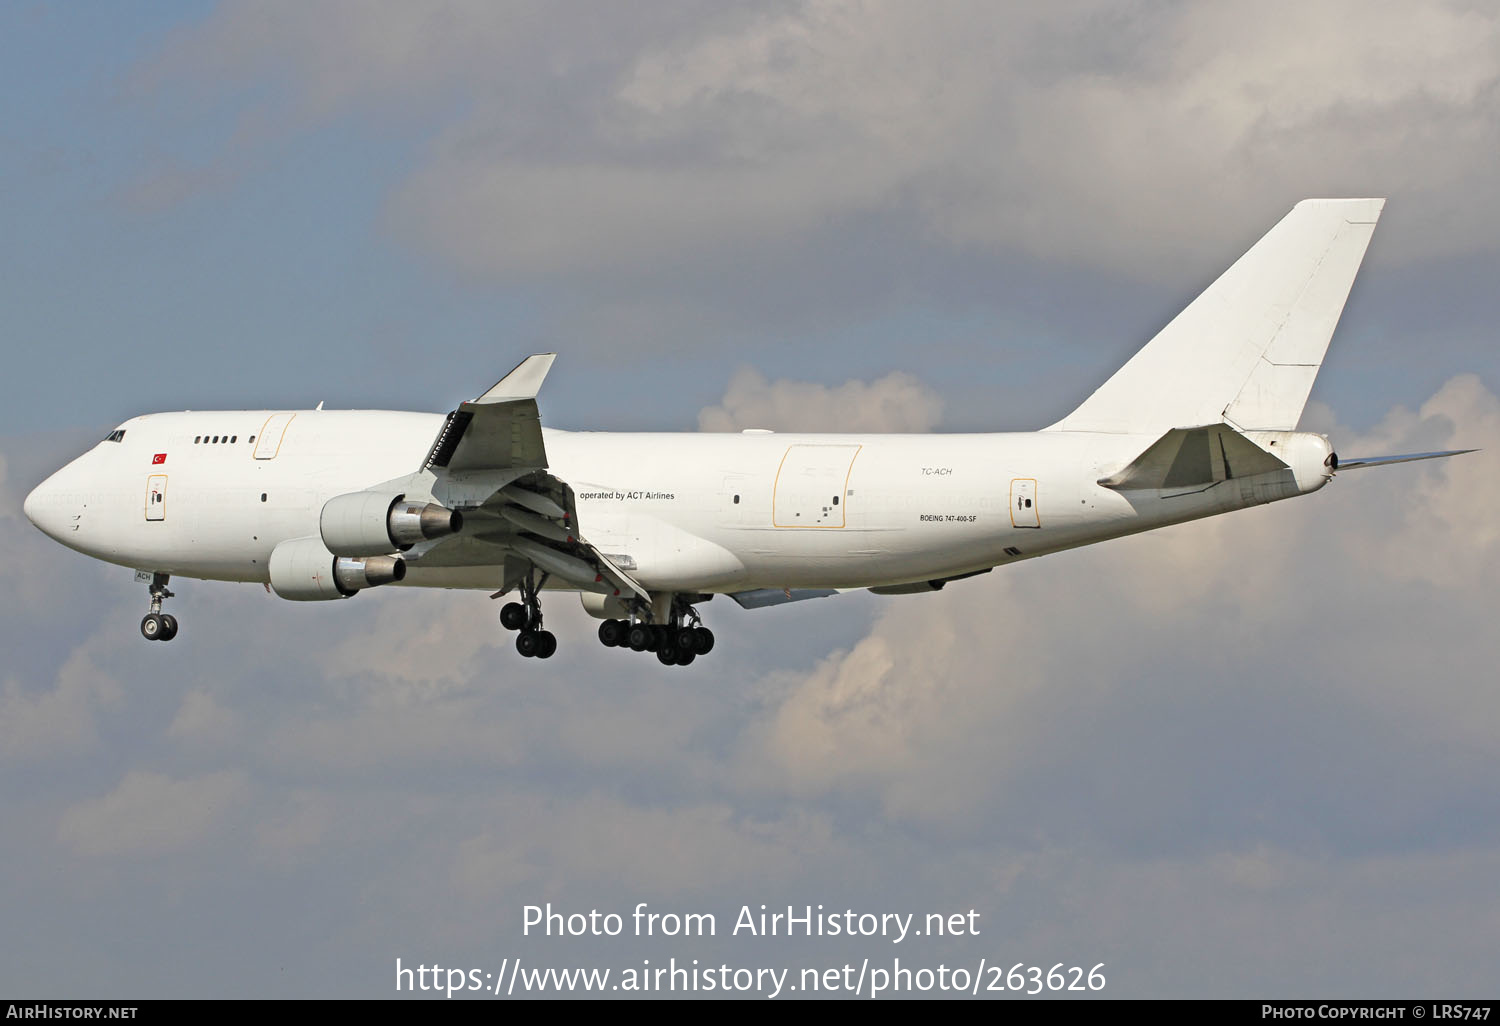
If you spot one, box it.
[3,1,1498,999]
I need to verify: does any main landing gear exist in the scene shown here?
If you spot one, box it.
[139,571,179,642]
[498,572,557,659]
[596,596,714,668]
[496,581,714,668]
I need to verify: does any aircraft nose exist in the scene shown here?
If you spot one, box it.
[23,474,63,539]
[23,481,42,525]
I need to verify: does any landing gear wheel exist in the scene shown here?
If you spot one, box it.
[516,631,540,658]
[675,649,697,666]
[675,627,697,652]
[500,602,528,631]
[140,571,176,643]
[535,630,558,659]
[598,619,624,647]
[656,647,678,666]
[693,627,715,654]
[627,624,652,652]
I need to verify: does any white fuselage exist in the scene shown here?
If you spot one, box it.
[23,409,1334,598]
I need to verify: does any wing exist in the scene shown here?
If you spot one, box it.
[413,355,651,606]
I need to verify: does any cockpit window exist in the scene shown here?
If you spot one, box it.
[104,429,126,443]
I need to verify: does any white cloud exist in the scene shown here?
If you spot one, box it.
[698,367,944,432]
[166,690,240,744]
[450,796,844,900]
[57,770,250,858]
[0,645,122,761]
[146,2,1500,280]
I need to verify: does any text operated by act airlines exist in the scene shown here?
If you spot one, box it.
[395,903,1108,998]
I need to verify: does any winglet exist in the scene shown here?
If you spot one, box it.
[475,354,556,404]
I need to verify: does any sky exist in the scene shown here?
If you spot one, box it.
[2,0,1498,999]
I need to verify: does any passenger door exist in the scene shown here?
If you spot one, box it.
[145,474,167,521]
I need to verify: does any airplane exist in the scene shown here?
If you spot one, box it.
[23,198,1473,666]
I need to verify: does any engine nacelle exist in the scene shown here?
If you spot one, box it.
[580,592,630,620]
[319,492,462,555]
[268,536,406,601]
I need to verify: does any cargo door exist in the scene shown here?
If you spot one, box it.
[773,445,860,528]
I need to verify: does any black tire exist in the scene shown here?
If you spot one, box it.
[627,624,651,651]
[159,614,179,642]
[598,619,624,647]
[675,649,696,666]
[536,630,558,659]
[694,627,715,654]
[656,647,677,666]
[500,602,528,631]
[515,631,540,658]
[140,614,163,641]
[675,627,697,651]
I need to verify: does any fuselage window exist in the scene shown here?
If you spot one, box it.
[733,494,740,504]
[231,435,237,443]
[194,436,201,444]
[260,493,267,502]
[248,435,256,444]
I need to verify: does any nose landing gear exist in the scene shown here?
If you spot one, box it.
[139,572,179,642]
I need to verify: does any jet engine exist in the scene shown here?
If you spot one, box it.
[268,536,406,601]
[320,492,462,555]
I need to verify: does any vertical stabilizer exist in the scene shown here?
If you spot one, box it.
[1047,198,1384,434]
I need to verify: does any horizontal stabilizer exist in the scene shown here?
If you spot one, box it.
[1099,424,1287,490]
[1334,449,1477,472]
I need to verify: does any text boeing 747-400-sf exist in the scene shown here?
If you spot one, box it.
[24,199,1473,666]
